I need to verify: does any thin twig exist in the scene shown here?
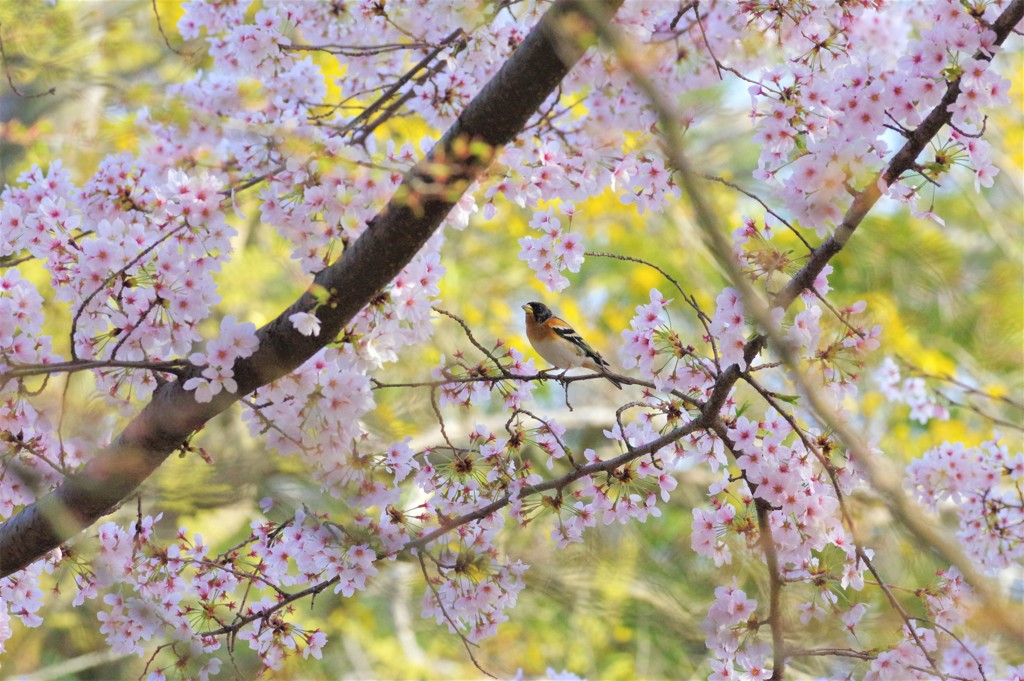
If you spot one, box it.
[151,0,186,56]
[341,29,464,143]
[68,222,189,360]
[430,388,455,451]
[910,617,989,681]
[701,174,813,252]
[284,41,435,56]
[1,358,187,382]
[417,553,495,679]
[517,407,577,468]
[584,250,716,350]
[0,255,33,269]
[432,306,508,373]
[898,357,1024,412]
[0,25,56,99]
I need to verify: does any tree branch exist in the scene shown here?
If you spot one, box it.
[582,0,1024,658]
[0,0,624,578]
[774,0,1024,311]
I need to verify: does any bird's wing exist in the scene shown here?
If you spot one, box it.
[551,324,610,369]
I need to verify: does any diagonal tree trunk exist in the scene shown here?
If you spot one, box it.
[0,0,623,578]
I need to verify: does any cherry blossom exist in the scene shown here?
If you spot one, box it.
[0,0,1019,677]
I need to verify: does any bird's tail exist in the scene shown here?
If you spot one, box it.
[586,357,623,389]
[604,373,624,389]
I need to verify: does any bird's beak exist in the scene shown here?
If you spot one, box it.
[520,304,530,312]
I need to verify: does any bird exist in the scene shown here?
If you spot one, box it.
[521,301,623,389]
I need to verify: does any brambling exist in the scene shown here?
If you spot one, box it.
[521,301,623,389]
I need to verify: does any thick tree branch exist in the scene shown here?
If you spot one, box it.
[0,0,623,578]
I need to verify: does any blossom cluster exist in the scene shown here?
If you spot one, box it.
[875,357,951,424]
[2,161,236,409]
[517,206,586,292]
[435,343,538,411]
[65,508,379,676]
[702,584,768,681]
[907,435,1024,572]
[745,0,1009,231]
[183,315,259,402]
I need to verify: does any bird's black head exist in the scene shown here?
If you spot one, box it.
[522,301,552,322]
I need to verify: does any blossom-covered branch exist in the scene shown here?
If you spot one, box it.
[0,0,624,579]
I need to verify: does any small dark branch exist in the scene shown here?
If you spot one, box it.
[342,29,464,141]
[239,398,305,451]
[668,1,698,30]
[898,357,1024,412]
[747,361,783,372]
[907,667,976,681]
[701,175,813,253]
[432,306,508,373]
[399,413,705,555]
[883,111,913,138]
[151,0,187,56]
[222,163,286,198]
[142,642,174,678]
[8,440,71,478]
[284,41,435,56]
[857,547,942,677]
[911,164,943,188]
[584,250,712,325]
[933,389,1024,432]
[560,377,573,411]
[0,26,56,99]
[0,254,33,269]
[189,558,289,596]
[910,617,989,681]
[517,407,577,468]
[521,86,587,135]
[691,5,759,86]
[693,2,722,80]
[702,347,760,417]
[1,359,187,382]
[882,122,912,138]
[69,222,189,361]
[430,389,456,451]
[401,492,513,556]
[740,372,829,470]
[585,250,718,363]
[20,373,50,397]
[948,116,987,139]
[373,370,702,409]
[708,419,787,678]
[807,286,864,337]
[614,400,648,454]
[56,373,72,467]
[202,577,339,637]
[109,298,163,361]
[348,89,417,145]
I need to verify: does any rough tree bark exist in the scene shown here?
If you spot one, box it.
[0,0,623,578]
